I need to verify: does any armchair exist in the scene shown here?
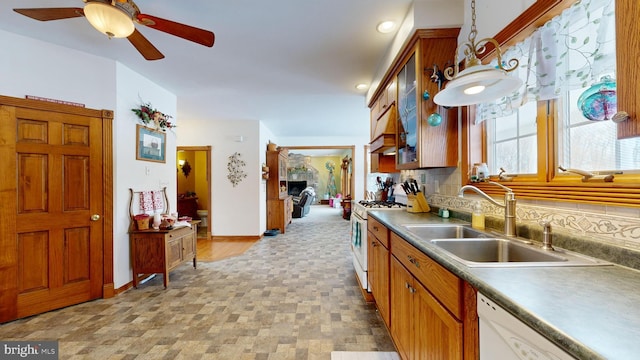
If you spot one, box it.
[292,193,310,218]
[299,187,316,213]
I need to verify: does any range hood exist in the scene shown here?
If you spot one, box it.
[370,104,397,153]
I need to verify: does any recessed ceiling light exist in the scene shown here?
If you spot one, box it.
[355,83,369,90]
[376,21,396,34]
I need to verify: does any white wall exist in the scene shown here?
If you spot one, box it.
[177,117,262,236]
[0,29,116,111]
[114,64,177,288]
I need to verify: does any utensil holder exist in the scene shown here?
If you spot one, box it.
[407,192,430,213]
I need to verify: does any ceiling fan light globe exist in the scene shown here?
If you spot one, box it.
[84,2,135,38]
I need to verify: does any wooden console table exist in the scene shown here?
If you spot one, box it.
[129,221,199,288]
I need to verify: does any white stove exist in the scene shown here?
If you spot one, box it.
[350,200,406,292]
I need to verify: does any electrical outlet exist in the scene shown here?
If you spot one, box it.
[145,166,150,175]
[420,173,426,183]
[435,180,440,193]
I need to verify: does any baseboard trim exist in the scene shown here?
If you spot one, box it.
[210,235,261,241]
[102,283,115,298]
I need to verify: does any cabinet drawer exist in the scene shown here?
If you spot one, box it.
[390,232,462,318]
[168,226,192,239]
[368,217,389,248]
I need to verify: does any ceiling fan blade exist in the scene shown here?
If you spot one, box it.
[137,14,215,47]
[127,29,164,61]
[13,8,84,21]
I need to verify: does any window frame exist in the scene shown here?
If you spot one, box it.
[463,0,640,207]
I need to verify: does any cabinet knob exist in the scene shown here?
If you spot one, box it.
[407,255,420,268]
[612,111,630,123]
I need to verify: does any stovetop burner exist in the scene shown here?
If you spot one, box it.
[358,200,406,209]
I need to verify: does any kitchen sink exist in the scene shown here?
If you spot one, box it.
[402,224,488,240]
[430,238,611,267]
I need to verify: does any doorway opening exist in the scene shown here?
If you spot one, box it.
[284,145,355,204]
[177,146,211,239]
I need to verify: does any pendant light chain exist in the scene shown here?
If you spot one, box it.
[433,0,523,107]
[469,0,477,44]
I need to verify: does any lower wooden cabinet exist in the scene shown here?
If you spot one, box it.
[267,195,293,233]
[130,223,198,288]
[368,217,391,327]
[414,267,463,360]
[380,230,477,360]
[390,256,416,359]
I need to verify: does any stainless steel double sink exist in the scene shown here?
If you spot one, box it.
[401,224,611,267]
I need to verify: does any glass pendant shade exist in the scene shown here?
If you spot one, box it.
[433,64,523,107]
[84,2,135,38]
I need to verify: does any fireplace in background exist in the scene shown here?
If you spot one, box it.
[288,181,307,196]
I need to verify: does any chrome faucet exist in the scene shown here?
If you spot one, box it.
[458,181,517,237]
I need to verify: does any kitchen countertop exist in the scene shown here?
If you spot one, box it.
[369,210,640,360]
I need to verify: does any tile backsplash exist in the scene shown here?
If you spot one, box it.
[405,168,640,252]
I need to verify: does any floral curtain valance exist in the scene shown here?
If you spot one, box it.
[476,0,616,123]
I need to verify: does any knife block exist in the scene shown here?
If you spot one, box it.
[407,192,430,213]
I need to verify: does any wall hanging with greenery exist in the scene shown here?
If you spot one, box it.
[132,101,176,131]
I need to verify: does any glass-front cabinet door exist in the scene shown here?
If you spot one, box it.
[397,52,418,167]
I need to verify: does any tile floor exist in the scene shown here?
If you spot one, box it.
[330,351,400,360]
[0,206,396,359]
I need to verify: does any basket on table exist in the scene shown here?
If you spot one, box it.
[133,214,151,230]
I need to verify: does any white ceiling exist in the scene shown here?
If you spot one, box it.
[0,0,419,139]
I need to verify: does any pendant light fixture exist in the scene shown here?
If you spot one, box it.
[433,0,522,107]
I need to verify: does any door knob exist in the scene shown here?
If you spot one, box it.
[91,214,101,221]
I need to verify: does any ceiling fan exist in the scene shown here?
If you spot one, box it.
[13,0,215,61]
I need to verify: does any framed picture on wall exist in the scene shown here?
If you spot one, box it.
[136,124,166,163]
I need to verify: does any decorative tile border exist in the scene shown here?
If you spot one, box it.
[428,194,640,251]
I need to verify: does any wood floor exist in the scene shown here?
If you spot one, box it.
[196,237,258,261]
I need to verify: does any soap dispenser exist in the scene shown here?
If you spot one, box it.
[472,201,485,230]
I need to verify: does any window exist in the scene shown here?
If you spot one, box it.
[486,101,537,175]
[482,0,624,176]
[557,87,640,173]
[465,0,640,206]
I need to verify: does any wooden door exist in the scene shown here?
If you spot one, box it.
[414,281,463,360]
[0,99,109,322]
[371,237,390,327]
[390,256,414,360]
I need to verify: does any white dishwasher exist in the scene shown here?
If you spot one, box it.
[477,293,576,360]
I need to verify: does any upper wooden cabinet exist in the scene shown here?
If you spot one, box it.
[369,28,460,170]
[266,147,292,233]
[267,148,289,200]
[616,0,640,138]
[371,79,397,136]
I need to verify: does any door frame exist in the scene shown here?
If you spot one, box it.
[177,146,212,236]
[284,145,356,200]
[0,95,114,322]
